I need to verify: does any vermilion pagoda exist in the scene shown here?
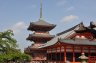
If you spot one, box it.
[24,0,56,62]
[25,18,56,63]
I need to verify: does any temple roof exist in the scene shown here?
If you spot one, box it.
[74,22,87,33]
[57,22,96,38]
[39,38,96,48]
[57,23,80,36]
[57,22,86,36]
[90,21,96,28]
[60,38,96,46]
[28,19,56,31]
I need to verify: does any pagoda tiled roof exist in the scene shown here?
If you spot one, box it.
[28,19,56,31]
[32,19,55,26]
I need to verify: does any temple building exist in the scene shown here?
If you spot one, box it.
[39,22,96,63]
[24,0,96,63]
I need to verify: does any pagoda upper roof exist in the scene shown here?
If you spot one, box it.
[28,19,56,31]
[32,19,55,26]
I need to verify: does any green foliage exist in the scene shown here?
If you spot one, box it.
[0,53,31,63]
[20,53,31,61]
[0,30,18,54]
[0,30,31,63]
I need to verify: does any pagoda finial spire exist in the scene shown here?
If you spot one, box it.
[40,0,43,19]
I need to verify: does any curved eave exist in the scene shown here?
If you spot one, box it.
[60,39,96,46]
[27,23,56,31]
[26,34,55,41]
[28,48,46,51]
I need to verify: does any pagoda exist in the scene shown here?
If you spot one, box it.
[24,0,56,63]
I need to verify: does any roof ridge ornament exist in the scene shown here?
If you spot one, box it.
[39,0,43,20]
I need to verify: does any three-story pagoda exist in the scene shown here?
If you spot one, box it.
[24,0,56,63]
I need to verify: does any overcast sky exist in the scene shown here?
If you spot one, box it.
[0,0,96,51]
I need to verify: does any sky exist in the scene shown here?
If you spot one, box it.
[0,0,96,51]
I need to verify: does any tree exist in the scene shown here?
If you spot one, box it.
[0,30,17,54]
[0,30,31,63]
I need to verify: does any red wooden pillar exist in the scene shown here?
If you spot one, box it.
[64,46,66,63]
[95,47,96,55]
[48,49,50,62]
[88,47,90,57]
[60,46,61,63]
[56,47,57,63]
[51,48,52,63]
[47,48,48,62]
[81,46,83,53]
[47,53,49,62]
[73,46,75,62]
[88,47,90,63]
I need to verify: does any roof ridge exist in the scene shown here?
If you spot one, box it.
[57,22,83,36]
